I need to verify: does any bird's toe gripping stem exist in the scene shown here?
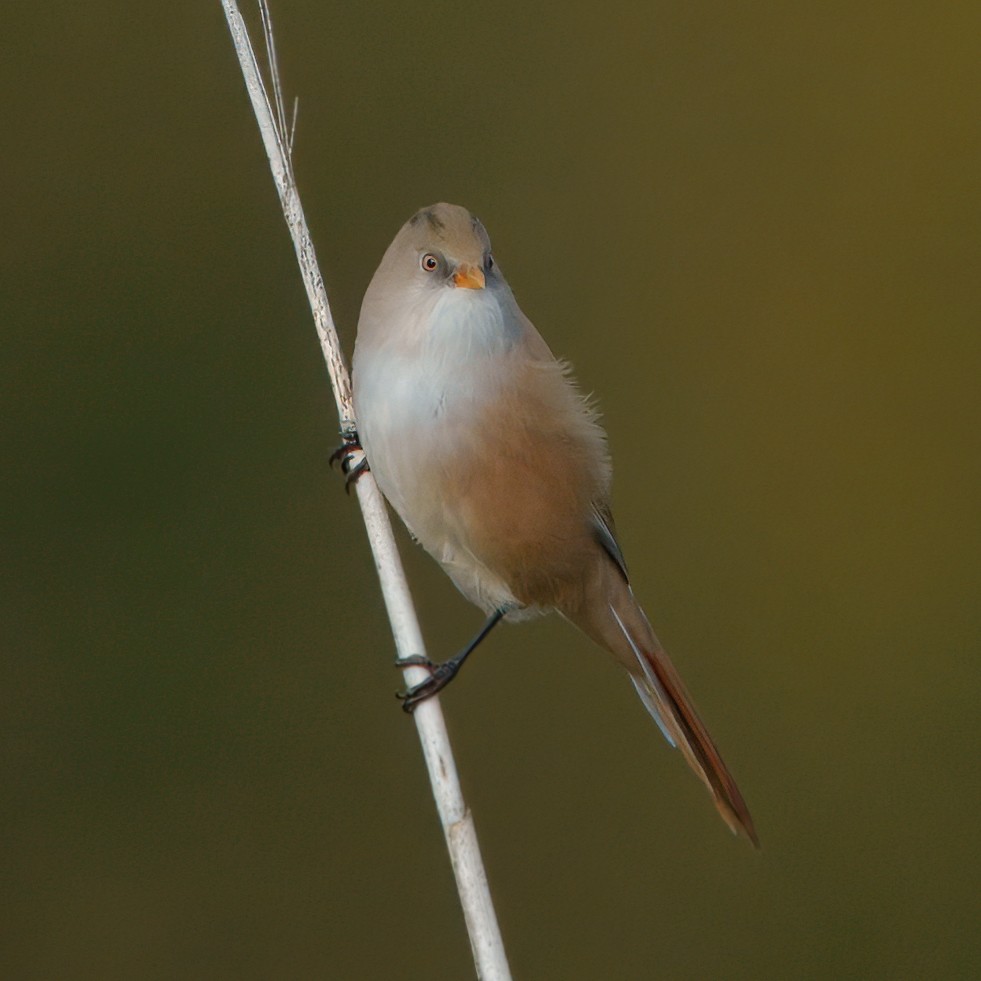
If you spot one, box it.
[329,428,369,492]
[395,654,462,714]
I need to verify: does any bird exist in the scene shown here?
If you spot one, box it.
[350,202,757,845]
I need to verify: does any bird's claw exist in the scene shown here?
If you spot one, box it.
[329,430,369,493]
[395,655,460,713]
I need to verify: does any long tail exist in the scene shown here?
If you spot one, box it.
[611,603,759,846]
[569,566,758,846]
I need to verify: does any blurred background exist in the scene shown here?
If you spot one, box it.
[2,2,979,978]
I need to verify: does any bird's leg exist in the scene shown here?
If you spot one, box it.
[329,427,369,492]
[396,608,507,713]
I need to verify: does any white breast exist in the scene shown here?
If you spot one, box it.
[352,286,525,613]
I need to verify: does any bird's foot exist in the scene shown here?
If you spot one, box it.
[395,654,462,713]
[329,429,369,493]
[393,609,507,713]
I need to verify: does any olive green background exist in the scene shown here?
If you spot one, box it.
[3,2,979,978]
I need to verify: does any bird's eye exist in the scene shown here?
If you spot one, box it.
[485,254,495,270]
[421,253,439,272]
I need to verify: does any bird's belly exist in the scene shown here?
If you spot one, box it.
[355,347,605,615]
[355,354,523,612]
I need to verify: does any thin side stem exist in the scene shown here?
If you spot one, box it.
[219,3,511,978]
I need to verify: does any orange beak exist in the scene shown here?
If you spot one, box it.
[452,263,485,290]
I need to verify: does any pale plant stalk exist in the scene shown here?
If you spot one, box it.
[220,3,512,978]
